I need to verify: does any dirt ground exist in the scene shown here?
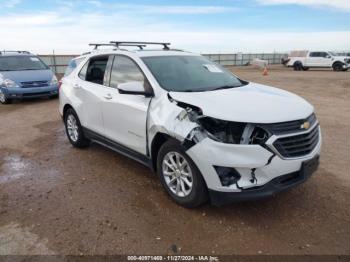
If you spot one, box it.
[0,66,349,256]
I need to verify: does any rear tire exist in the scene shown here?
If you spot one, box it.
[293,62,303,71]
[64,108,90,148]
[157,140,208,208]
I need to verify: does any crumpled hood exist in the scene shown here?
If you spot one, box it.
[169,82,314,123]
[0,69,53,84]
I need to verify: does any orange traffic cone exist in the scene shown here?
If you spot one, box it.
[263,66,268,76]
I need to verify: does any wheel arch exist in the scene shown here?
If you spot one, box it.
[332,61,344,67]
[63,104,74,120]
[150,132,173,172]
[293,60,302,66]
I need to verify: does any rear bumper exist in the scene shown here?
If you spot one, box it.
[209,155,319,206]
[1,85,58,99]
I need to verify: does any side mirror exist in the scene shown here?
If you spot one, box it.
[118,81,153,97]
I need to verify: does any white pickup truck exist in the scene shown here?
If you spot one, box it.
[286,51,350,71]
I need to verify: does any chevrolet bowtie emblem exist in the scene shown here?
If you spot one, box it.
[301,121,310,130]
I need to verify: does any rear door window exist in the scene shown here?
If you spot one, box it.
[79,56,109,85]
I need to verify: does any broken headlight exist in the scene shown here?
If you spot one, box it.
[248,126,270,145]
[197,116,246,144]
[197,116,270,145]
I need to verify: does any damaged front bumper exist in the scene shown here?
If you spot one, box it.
[150,93,321,206]
[186,132,321,206]
[209,154,319,206]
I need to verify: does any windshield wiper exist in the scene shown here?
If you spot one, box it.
[211,85,239,91]
[18,68,40,71]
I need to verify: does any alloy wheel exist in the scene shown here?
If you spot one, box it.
[162,151,193,197]
[66,114,79,142]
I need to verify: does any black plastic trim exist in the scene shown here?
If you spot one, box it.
[83,127,152,168]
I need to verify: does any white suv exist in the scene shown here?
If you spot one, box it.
[59,42,321,207]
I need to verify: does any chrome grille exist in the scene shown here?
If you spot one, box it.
[273,125,320,158]
[263,113,317,135]
[21,81,49,88]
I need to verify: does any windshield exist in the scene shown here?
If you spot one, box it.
[0,56,49,71]
[142,55,247,92]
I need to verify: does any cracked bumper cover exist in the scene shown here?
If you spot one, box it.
[186,133,321,205]
[209,154,319,206]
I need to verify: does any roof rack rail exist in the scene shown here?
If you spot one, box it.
[0,50,31,55]
[89,43,147,50]
[110,41,171,50]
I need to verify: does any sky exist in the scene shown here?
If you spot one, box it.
[0,0,349,54]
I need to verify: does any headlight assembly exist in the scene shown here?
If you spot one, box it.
[50,75,58,86]
[1,79,20,88]
[197,116,270,145]
[197,116,246,144]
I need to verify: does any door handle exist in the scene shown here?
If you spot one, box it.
[104,93,113,100]
[73,84,82,89]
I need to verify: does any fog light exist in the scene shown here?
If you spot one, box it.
[214,166,241,187]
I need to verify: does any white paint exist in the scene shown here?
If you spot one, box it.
[170,82,314,123]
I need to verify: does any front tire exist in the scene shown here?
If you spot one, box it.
[157,140,208,208]
[333,62,344,71]
[64,108,90,148]
[0,90,11,104]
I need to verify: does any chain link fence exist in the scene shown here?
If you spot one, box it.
[202,53,288,66]
[39,55,78,75]
[39,52,289,77]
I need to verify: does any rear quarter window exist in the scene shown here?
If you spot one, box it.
[64,57,84,77]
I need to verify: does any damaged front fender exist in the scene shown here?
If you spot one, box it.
[147,92,278,191]
[147,93,203,149]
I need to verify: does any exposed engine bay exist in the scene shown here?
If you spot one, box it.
[169,93,271,147]
[166,93,278,189]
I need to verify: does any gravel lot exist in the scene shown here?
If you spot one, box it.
[0,66,349,255]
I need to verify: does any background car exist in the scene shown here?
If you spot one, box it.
[0,51,59,104]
